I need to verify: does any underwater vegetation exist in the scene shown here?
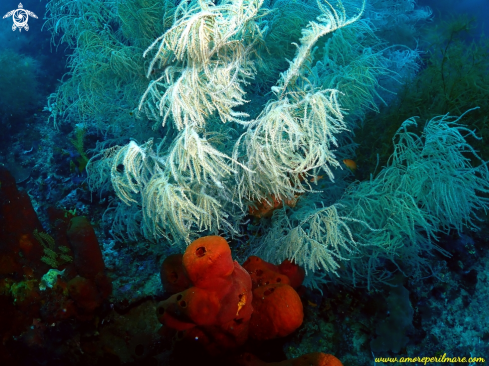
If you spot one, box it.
[50,0,487,292]
[44,0,489,321]
[355,15,489,171]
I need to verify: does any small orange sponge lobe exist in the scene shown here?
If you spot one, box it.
[250,283,303,340]
[278,259,305,289]
[183,235,234,289]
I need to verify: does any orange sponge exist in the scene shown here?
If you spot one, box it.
[243,256,305,340]
[158,236,253,355]
[160,287,221,326]
[243,256,290,288]
[249,283,303,340]
[182,236,234,289]
[159,236,307,353]
[278,260,305,289]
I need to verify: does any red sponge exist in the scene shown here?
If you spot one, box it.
[158,236,308,353]
[182,236,234,289]
[158,236,252,355]
[278,260,305,289]
[160,287,221,326]
[243,256,290,288]
[249,283,303,340]
[243,256,305,340]
[67,216,105,281]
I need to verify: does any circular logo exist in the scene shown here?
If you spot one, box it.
[12,9,29,29]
